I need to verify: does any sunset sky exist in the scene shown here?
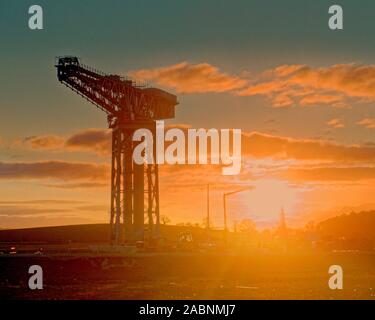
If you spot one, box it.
[1,0,375,229]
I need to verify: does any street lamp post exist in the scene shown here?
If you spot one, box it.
[223,186,253,243]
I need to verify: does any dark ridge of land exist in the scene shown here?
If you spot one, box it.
[1,210,375,244]
[318,210,375,240]
[0,224,220,243]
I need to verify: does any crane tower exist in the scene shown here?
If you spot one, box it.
[55,56,178,245]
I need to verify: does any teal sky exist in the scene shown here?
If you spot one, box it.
[1,0,375,145]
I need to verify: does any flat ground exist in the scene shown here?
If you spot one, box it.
[0,252,374,300]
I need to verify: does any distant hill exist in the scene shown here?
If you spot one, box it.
[0,224,220,243]
[0,224,109,243]
[317,211,375,240]
[3,211,374,244]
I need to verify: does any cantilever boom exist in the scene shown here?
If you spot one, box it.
[56,56,178,125]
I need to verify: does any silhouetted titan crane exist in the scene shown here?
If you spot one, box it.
[56,56,178,245]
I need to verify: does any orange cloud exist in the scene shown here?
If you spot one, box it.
[357,118,375,129]
[242,132,375,161]
[238,63,375,108]
[0,161,109,181]
[278,166,375,182]
[130,62,375,108]
[300,94,344,107]
[23,135,65,150]
[23,129,112,156]
[0,206,68,217]
[65,129,111,155]
[2,138,375,203]
[326,118,345,129]
[22,128,375,163]
[129,62,247,93]
[44,182,108,189]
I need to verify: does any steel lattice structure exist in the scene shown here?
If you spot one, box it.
[56,56,178,245]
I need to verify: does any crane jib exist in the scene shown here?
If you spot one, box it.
[56,56,178,123]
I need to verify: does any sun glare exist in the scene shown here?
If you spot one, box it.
[243,179,302,219]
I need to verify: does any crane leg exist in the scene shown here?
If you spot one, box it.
[110,123,160,245]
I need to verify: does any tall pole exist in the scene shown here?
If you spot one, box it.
[207,184,210,230]
[223,186,253,244]
[223,194,228,243]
